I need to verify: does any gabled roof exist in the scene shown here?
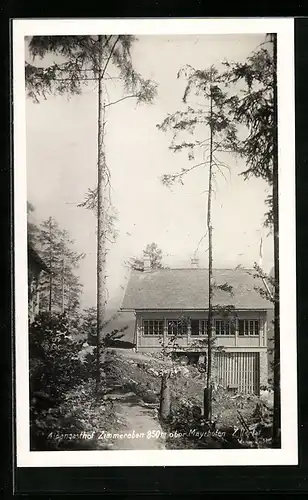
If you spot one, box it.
[121,267,273,311]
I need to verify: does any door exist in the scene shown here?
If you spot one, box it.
[216,351,260,395]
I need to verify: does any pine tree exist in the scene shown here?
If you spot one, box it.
[26,35,157,393]
[129,242,164,271]
[36,217,84,315]
[157,65,237,420]
[223,34,280,446]
[27,201,40,247]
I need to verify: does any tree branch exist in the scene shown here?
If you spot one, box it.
[104,94,136,107]
[100,35,120,80]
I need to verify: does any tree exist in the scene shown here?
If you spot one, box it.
[157,65,237,420]
[26,35,157,393]
[27,201,40,247]
[36,217,84,315]
[222,37,275,224]
[129,242,164,271]
[223,34,280,446]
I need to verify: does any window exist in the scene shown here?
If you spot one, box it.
[143,319,164,336]
[167,319,187,336]
[215,320,235,336]
[191,319,208,336]
[239,319,260,336]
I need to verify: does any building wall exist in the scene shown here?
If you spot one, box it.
[136,310,268,350]
[135,309,269,391]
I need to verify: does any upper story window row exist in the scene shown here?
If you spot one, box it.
[143,318,261,337]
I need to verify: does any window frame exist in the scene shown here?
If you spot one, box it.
[238,319,260,337]
[190,319,208,336]
[142,319,164,337]
[167,319,188,337]
[215,319,235,336]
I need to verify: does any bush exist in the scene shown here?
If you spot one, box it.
[29,311,100,449]
[29,312,96,400]
[162,403,248,449]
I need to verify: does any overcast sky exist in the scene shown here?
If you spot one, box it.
[26,34,274,310]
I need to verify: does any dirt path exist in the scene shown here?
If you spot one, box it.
[104,391,166,450]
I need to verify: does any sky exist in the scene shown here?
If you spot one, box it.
[26,34,274,310]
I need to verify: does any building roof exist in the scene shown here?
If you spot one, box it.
[121,267,273,311]
[28,243,50,273]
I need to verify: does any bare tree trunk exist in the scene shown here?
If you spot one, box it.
[272,32,280,448]
[48,273,52,313]
[205,86,214,421]
[67,284,70,321]
[48,221,52,313]
[61,248,65,314]
[159,373,171,420]
[96,35,108,394]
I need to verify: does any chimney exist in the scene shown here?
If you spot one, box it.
[191,257,199,268]
[143,255,151,271]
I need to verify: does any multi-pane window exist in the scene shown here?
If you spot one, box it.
[215,320,235,336]
[167,319,188,336]
[239,319,260,336]
[143,319,164,336]
[191,319,208,336]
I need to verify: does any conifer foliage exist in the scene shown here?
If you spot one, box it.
[27,207,85,316]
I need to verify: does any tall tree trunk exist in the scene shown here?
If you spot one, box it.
[272,32,280,447]
[67,284,71,323]
[205,87,214,421]
[48,221,52,313]
[159,372,171,421]
[48,273,52,313]
[96,35,108,393]
[61,245,65,314]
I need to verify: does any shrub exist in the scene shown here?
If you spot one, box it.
[29,311,100,449]
[29,311,96,401]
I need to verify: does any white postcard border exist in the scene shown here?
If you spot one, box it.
[13,17,297,467]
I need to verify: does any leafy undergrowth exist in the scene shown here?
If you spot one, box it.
[31,380,120,451]
[161,405,247,449]
[162,394,273,449]
[29,312,123,451]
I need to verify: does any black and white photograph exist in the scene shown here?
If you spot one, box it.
[13,19,297,467]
